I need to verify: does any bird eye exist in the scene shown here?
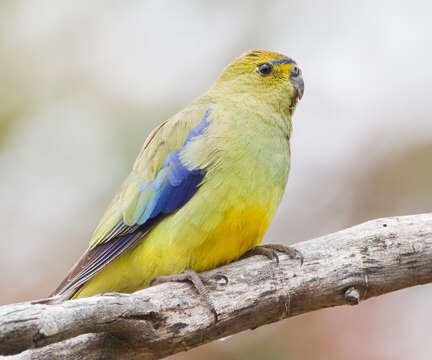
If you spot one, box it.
[290,65,301,77]
[257,63,273,77]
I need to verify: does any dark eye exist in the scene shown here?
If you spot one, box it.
[291,65,301,77]
[257,63,273,76]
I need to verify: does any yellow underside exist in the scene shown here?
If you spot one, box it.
[74,204,271,298]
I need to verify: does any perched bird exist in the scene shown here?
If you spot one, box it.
[51,50,304,309]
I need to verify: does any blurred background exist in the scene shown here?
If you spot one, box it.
[1,1,431,359]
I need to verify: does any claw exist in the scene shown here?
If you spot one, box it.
[150,269,223,323]
[245,243,304,266]
[204,273,229,286]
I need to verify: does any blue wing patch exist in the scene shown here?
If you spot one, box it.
[136,109,212,224]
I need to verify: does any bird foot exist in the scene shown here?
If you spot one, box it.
[150,269,228,322]
[244,243,304,266]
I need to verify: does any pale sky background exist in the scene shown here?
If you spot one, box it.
[1,1,431,359]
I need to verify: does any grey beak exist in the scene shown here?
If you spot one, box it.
[293,76,304,100]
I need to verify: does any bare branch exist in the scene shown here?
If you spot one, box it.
[1,213,431,360]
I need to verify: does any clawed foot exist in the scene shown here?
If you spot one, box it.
[243,243,304,266]
[150,269,228,322]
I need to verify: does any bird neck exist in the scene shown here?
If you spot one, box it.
[202,85,293,140]
[208,79,295,124]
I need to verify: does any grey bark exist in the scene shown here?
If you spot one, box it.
[1,213,431,359]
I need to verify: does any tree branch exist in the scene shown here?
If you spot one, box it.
[1,213,431,359]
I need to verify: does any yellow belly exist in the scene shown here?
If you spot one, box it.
[74,204,271,298]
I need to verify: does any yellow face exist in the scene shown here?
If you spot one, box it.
[220,50,304,110]
[249,50,297,76]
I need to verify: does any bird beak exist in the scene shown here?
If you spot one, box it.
[293,77,304,100]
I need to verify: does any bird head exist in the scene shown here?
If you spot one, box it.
[213,50,304,116]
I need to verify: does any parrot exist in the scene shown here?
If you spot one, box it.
[51,49,304,314]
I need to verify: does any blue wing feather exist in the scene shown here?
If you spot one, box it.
[136,108,211,224]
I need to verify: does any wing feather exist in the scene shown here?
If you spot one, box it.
[51,107,212,298]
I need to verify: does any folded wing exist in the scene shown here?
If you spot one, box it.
[51,108,212,298]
